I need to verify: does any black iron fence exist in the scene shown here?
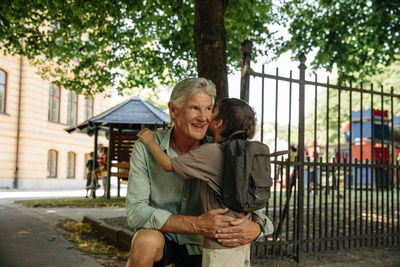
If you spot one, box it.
[240,41,400,261]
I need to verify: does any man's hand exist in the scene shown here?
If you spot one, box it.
[194,208,235,238]
[138,128,155,146]
[214,217,261,247]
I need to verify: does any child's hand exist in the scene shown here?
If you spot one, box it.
[138,128,155,146]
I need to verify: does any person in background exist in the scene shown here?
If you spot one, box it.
[90,146,108,198]
[85,152,99,198]
[97,144,104,158]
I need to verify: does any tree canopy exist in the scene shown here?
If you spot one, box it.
[0,0,398,100]
[280,0,400,81]
[0,0,275,100]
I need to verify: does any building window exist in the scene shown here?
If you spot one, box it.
[0,69,7,113]
[67,90,77,126]
[48,84,60,122]
[47,150,58,178]
[84,96,93,120]
[67,152,76,178]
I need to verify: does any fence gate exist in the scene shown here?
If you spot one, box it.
[240,41,400,262]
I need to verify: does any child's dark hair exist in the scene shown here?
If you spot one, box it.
[215,98,256,140]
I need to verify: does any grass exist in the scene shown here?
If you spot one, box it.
[15,197,126,208]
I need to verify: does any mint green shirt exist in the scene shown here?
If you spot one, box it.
[126,129,204,254]
[126,128,273,255]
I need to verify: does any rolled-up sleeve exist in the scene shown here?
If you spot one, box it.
[126,141,172,230]
[253,209,274,237]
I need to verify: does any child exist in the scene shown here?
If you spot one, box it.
[138,98,269,267]
[90,146,108,197]
[85,152,99,198]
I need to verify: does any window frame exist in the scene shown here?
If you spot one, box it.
[0,68,7,113]
[84,96,93,120]
[47,150,58,178]
[48,84,60,123]
[67,90,78,126]
[67,151,76,178]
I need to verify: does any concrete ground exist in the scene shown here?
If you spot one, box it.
[0,187,127,267]
[0,204,105,267]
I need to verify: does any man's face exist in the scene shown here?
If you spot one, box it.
[170,91,213,141]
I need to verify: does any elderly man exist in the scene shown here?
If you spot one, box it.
[126,78,271,267]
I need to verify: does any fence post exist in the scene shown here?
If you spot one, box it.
[296,54,307,262]
[240,40,253,102]
[92,125,99,198]
[106,127,114,199]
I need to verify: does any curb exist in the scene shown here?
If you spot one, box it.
[83,215,133,250]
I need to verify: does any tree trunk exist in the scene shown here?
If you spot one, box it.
[194,0,229,103]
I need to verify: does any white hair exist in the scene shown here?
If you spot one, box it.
[169,78,216,108]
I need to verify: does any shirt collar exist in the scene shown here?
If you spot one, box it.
[159,127,212,155]
[158,127,173,152]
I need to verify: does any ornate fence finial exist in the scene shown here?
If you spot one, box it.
[298,53,307,70]
[241,40,253,58]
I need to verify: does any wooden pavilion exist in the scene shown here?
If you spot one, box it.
[66,96,170,197]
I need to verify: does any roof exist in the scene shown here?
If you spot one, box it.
[92,96,169,124]
[65,96,170,135]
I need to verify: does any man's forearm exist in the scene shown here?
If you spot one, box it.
[159,214,198,234]
[159,209,235,238]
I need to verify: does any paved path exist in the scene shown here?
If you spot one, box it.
[0,204,103,267]
[0,189,127,267]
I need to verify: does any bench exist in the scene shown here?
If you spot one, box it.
[99,161,130,197]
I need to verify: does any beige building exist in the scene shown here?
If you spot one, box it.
[0,54,110,189]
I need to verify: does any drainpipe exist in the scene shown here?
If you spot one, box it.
[14,54,23,189]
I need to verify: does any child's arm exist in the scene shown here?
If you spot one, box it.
[137,128,174,172]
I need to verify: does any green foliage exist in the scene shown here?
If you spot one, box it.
[225,1,277,69]
[0,0,276,96]
[279,0,400,81]
[1,0,398,98]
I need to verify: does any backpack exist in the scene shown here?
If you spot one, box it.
[220,131,288,213]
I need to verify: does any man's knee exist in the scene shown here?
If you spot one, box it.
[130,229,165,262]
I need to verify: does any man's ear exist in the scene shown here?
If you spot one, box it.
[168,102,175,120]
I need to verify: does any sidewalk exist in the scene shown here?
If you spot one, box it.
[11,202,134,250]
[0,187,131,267]
[0,202,127,267]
